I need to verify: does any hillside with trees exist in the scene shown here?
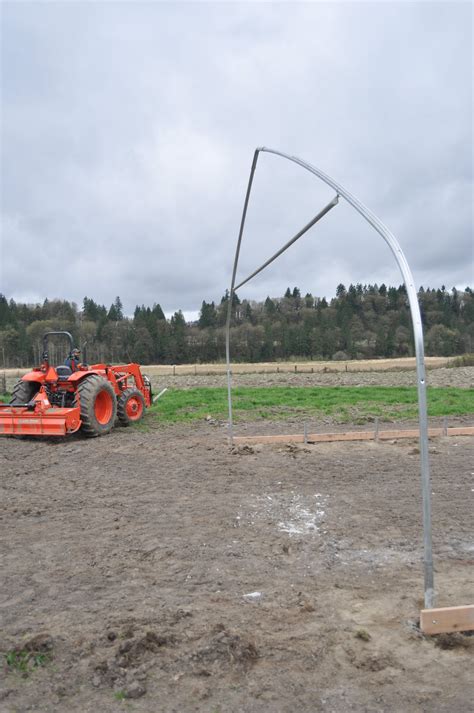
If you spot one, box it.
[0,285,472,368]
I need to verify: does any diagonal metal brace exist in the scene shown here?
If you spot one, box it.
[234,194,339,291]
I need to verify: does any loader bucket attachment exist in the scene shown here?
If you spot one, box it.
[0,405,81,436]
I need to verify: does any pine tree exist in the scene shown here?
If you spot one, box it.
[198,301,217,329]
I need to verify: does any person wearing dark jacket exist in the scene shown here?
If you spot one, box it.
[65,348,81,372]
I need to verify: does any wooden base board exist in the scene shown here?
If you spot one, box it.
[420,604,474,635]
[232,426,474,446]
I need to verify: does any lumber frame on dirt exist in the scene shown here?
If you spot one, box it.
[420,605,474,635]
[232,426,474,446]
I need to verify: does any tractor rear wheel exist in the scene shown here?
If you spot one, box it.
[10,380,40,405]
[117,387,146,426]
[77,375,117,437]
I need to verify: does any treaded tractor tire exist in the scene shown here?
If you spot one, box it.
[117,387,146,426]
[76,374,117,437]
[10,380,40,405]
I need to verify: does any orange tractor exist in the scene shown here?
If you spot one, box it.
[0,331,152,437]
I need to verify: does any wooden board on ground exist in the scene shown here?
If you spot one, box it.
[232,426,474,446]
[420,605,474,635]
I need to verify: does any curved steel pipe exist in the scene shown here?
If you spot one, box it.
[226,147,434,608]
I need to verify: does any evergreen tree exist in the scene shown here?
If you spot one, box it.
[198,301,217,329]
[109,296,124,320]
[0,294,12,327]
[152,303,166,321]
[264,297,276,315]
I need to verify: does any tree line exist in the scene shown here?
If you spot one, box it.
[0,284,472,368]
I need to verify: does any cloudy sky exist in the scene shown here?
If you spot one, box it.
[1,0,472,319]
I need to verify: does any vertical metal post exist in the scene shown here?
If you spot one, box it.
[225,150,260,444]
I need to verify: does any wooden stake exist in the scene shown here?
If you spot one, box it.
[420,604,474,635]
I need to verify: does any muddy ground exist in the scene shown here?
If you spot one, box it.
[0,368,473,712]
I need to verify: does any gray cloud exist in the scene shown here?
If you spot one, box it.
[1,1,472,317]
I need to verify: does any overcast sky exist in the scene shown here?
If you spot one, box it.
[1,0,472,319]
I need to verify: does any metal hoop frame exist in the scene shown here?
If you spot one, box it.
[225,146,434,609]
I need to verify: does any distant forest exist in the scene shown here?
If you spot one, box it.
[0,284,473,368]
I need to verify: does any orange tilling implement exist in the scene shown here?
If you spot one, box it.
[0,331,152,438]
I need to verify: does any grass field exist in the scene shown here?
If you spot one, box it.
[2,383,472,425]
[151,386,474,424]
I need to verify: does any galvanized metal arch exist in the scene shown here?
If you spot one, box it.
[225,146,434,608]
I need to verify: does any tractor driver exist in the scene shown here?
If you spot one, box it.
[65,348,81,372]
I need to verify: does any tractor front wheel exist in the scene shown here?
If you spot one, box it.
[77,375,117,437]
[117,388,146,426]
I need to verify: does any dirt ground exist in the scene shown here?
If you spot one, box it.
[154,365,474,392]
[0,369,473,712]
[1,357,458,394]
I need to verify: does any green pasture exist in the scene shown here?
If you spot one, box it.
[1,385,471,426]
[150,386,474,424]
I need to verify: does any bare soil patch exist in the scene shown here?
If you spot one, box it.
[149,364,474,392]
[1,406,473,711]
[2,356,459,394]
